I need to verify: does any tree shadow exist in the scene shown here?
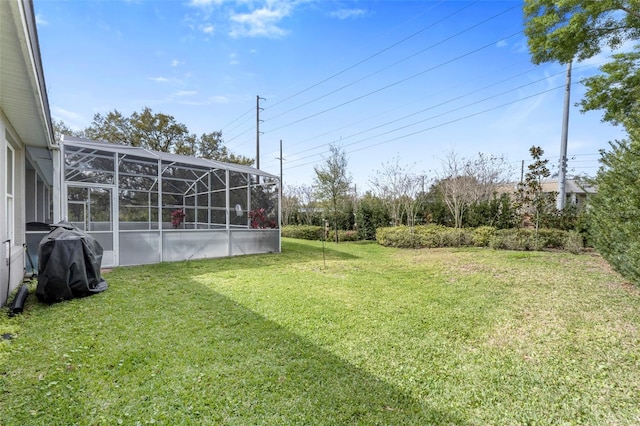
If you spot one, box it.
[139,239,359,276]
[4,274,468,425]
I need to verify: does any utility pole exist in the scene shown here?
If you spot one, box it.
[278,139,283,189]
[256,95,265,170]
[557,62,572,210]
[278,139,283,231]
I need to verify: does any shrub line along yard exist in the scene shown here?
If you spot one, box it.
[1,238,639,425]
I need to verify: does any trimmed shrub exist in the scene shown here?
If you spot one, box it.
[377,225,476,249]
[441,227,474,247]
[472,226,497,247]
[490,229,540,251]
[377,225,582,253]
[564,230,584,254]
[281,225,323,240]
[536,228,567,249]
[416,225,446,248]
[328,229,360,242]
[376,226,421,248]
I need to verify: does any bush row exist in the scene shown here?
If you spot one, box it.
[375,225,583,253]
[281,226,360,242]
[282,224,584,253]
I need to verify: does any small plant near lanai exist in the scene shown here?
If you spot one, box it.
[249,208,277,229]
[171,209,185,229]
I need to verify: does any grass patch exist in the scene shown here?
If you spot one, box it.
[1,239,639,424]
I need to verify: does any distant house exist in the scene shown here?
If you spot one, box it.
[1,0,57,305]
[498,178,597,208]
[539,179,597,208]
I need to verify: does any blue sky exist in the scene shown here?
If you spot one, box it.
[34,0,627,191]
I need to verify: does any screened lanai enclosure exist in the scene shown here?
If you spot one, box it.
[60,136,280,267]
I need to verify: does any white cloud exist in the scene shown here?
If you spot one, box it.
[189,0,223,6]
[201,24,215,34]
[229,4,292,38]
[330,8,366,20]
[171,59,182,67]
[577,39,636,70]
[149,76,170,83]
[53,107,83,122]
[229,52,239,65]
[496,40,508,48]
[35,14,48,25]
[209,95,229,103]
[175,90,198,96]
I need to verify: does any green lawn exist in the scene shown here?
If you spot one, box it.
[1,238,639,425]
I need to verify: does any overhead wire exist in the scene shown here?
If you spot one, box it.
[232,3,609,179]
[264,2,513,123]
[231,3,525,164]
[264,30,523,135]
[284,84,568,171]
[278,60,606,162]
[283,67,554,160]
[263,0,463,111]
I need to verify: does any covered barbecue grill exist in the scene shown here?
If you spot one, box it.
[36,222,108,304]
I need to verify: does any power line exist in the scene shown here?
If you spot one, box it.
[261,55,609,171]
[284,85,566,171]
[284,66,560,160]
[278,58,538,158]
[264,3,519,124]
[263,0,471,112]
[219,106,254,132]
[264,30,523,135]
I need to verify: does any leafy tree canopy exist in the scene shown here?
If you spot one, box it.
[524,0,640,65]
[580,49,640,129]
[313,143,352,242]
[58,107,253,165]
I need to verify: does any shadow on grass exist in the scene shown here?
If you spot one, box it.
[281,239,360,259]
[136,239,360,277]
[1,272,467,425]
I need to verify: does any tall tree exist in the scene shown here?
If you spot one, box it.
[281,186,301,226]
[82,107,252,165]
[517,146,555,231]
[438,151,510,228]
[355,192,391,240]
[129,107,189,152]
[52,118,84,141]
[524,0,640,283]
[198,131,253,165]
[524,1,640,65]
[85,110,131,145]
[580,50,640,130]
[369,157,416,226]
[589,133,640,284]
[313,143,352,243]
[296,184,321,225]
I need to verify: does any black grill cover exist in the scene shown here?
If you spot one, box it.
[36,222,108,304]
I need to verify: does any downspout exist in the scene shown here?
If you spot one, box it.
[51,144,62,223]
[3,239,11,306]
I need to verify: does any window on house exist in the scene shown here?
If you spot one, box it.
[6,144,15,244]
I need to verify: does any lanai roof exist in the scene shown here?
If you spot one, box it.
[61,135,279,179]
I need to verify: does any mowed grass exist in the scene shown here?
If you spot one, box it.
[1,238,640,425]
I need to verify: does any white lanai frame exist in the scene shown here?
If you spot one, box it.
[60,136,280,267]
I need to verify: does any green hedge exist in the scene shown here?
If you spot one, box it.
[283,224,584,253]
[281,225,324,240]
[281,226,360,242]
[376,225,583,253]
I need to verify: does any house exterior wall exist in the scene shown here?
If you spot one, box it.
[0,110,27,305]
[0,0,56,306]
